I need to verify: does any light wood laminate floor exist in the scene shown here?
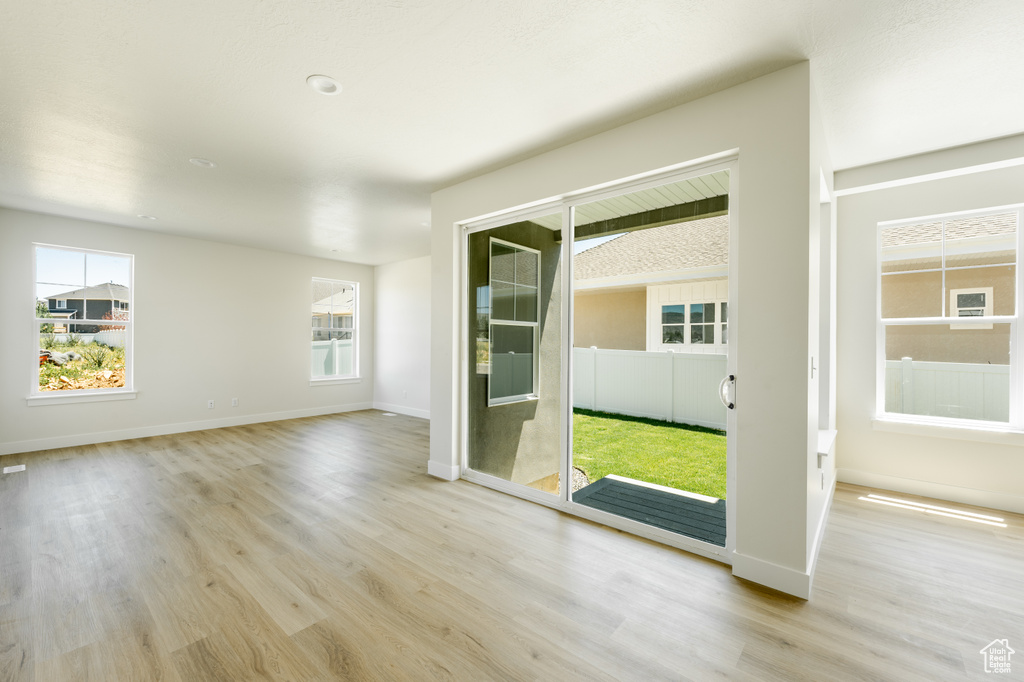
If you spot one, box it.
[1,410,1022,681]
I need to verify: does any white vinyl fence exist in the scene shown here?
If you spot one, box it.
[573,347,728,430]
[47,330,126,348]
[311,339,354,377]
[884,358,1009,422]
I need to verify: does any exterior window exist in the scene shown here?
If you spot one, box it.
[689,302,716,344]
[34,245,133,394]
[879,208,1018,424]
[661,304,686,343]
[489,238,539,404]
[950,287,993,329]
[721,301,729,344]
[660,302,725,346]
[311,278,357,379]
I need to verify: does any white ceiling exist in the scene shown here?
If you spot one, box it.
[2,0,1023,265]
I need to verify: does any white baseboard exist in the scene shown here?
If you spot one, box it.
[427,459,460,481]
[372,402,430,420]
[806,471,837,596]
[838,468,1024,515]
[732,551,811,600]
[0,402,374,456]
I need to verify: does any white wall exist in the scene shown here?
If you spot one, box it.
[836,148,1024,514]
[431,63,828,597]
[0,208,375,455]
[373,255,431,418]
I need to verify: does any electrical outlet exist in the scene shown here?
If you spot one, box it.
[207,400,215,409]
[231,398,238,407]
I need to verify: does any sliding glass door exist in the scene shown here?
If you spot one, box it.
[460,159,736,559]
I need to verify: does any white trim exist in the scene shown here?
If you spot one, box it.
[731,552,810,600]
[0,402,374,456]
[309,377,361,386]
[871,416,1024,443]
[310,277,359,381]
[372,402,430,420]
[876,206,1023,431]
[457,152,737,233]
[835,156,1024,197]
[427,460,460,481]
[487,237,541,406]
[837,468,1024,515]
[32,243,135,398]
[26,390,137,406]
[805,470,837,598]
[455,156,747,584]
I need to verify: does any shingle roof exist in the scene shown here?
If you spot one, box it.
[881,213,1016,248]
[574,215,729,280]
[48,282,129,301]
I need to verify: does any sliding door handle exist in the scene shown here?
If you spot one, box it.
[718,374,736,410]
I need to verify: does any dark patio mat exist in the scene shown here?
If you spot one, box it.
[573,475,726,546]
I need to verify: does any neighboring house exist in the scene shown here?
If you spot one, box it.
[574,214,729,353]
[311,286,355,340]
[46,282,129,333]
[881,211,1015,365]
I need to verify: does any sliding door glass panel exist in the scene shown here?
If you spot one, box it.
[467,214,562,495]
[571,170,730,546]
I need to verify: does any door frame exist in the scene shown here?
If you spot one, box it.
[458,151,739,564]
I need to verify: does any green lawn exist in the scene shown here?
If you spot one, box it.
[573,408,726,499]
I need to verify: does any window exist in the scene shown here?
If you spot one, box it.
[311,278,357,380]
[661,304,686,343]
[660,301,726,346]
[34,245,133,395]
[689,302,716,344]
[950,287,993,329]
[879,208,1018,425]
[489,238,539,404]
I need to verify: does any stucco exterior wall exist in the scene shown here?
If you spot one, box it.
[573,289,646,350]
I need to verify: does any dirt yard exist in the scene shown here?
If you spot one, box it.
[40,368,126,391]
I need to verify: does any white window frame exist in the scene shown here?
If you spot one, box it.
[310,277,359,384]
[487,237,540,406]
[657,300,728,349]
[456,152,740,564]
[876,205,1022,430]
[55,299,66,309]
[29,244,135,405]
[949,286,993,330]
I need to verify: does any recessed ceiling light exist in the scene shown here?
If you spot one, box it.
[189,157,217,168]
[137,214,157,220]
[307,74,341,96]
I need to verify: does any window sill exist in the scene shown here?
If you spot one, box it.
[26,390,137,407]
[309,376,361,387]
[872,415,1024,445]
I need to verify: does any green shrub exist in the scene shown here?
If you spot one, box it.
[81,345,109,370]
[67,333,82,347]
[40,334,57,349]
